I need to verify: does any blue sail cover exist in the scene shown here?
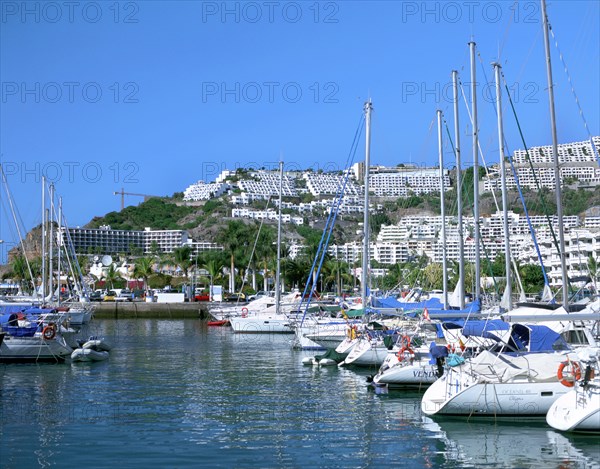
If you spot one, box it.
[0,305,28,315]
[442,319,509,342]
[510,324,568,352]
[462,319,509,338]
[372,296,443,310]
[372,298,481,320]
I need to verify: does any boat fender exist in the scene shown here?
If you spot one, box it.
[582,365,596,386]
[557,360,581,387]
[241,307,248,318]
[42,324,56,341]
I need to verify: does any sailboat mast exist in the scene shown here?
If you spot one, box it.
[452,70,465,309]
[41,176,46,300]
[437,110,448,309]
[275,160,283,315]
[361,100,372,308]
[58,196,62,307]
[541,0,568,308]
[49,183,54,301]
[494,63,512,310]
[469,40,481,300]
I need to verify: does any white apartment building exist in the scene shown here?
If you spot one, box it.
[183,181,229,201]
[64,226,221,256]
[231,208,304,225]
[303,172,360,197]
[483,136,600,191]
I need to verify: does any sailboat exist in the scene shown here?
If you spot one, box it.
[228,161,296,333]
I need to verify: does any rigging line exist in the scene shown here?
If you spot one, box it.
[0,165,38,296]
[458,75,501,213]
[298,112,365,323]
[440,106,498,298]
[472,62,532,299]
[548,22,600,164]
[500,70,563,262]
[498,0,517,60]
[298,115,364,309]
[239,195,271,294]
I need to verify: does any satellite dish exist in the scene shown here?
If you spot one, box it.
[93,256,100,262]
[101,255,113,266]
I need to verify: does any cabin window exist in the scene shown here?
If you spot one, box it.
[561,330,589,345]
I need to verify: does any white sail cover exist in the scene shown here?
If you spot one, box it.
[464,350,565,383]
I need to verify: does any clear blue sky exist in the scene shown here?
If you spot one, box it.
[1,1,599,260]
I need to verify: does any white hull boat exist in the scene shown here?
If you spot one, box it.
[0,335,73,362]
[546,349,600,432]
[421,351,570,416]
[229,315,293,333]
[71,347,109,362]
[372,349,439,387]
[341,337,391,367]
[293,319,354,350]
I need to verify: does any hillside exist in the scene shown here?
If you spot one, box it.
[80,181,600,248]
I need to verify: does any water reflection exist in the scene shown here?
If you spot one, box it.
[422,417,600,468]
[1,320,598,468]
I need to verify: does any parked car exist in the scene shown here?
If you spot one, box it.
[118,289,135,301]
[90,291,104,302]
[103,290,117,301]
[193,292,210,302]
[224,292,246,302]
[246,291,272,301]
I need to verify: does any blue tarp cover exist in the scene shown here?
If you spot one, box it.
[510,324,566,352]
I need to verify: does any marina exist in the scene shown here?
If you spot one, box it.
[1,1,599,467]
[1,318,599,469]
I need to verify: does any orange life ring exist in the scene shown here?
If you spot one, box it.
[557,360,582,387]
[400,335,411,349]
[42,325,56,341]
[397,345,415,361]
[241,307,248,318]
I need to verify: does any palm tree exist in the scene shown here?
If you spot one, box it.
[423,263,443,290]
[173,246,193,278]
[104,264,123,290]
[11,254,31,294]
[217,220,252,293]
[587,254,599,292]
[322,259,351,296]
[134,257,155,291]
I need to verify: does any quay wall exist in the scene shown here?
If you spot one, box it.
[92,302,210,319]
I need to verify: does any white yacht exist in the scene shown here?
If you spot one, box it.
[547,347,600,432]
[421,324,574,417]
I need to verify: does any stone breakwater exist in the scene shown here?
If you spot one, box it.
[92,302,210,319]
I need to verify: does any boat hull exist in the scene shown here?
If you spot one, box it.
[229,316,293,333]
[0,336,73,362]
[422,376,568,416]
[374,361,438,387]
[547,385,600,432]
[342,339,390,367]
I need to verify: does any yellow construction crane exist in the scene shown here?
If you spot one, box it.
[114,188,161,210]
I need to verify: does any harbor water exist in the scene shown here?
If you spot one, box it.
[1,319,598,468]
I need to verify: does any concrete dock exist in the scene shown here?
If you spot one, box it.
[92,302,210,319]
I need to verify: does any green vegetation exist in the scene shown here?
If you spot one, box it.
[87,198,194,230]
